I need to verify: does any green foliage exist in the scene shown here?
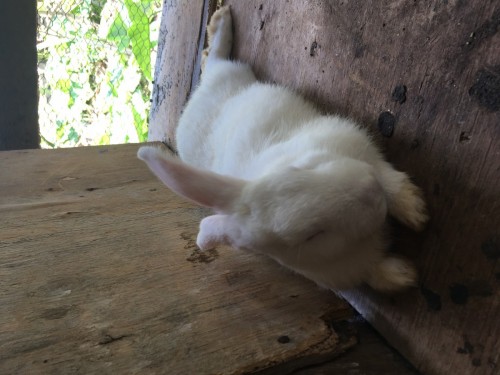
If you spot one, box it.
[124,0,152,80]
[37,0,162,148]
[107,14,130,52]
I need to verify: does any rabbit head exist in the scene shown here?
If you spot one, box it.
[138,146,387,259]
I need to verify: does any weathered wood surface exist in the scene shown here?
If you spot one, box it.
[0,144,359,374]
[222,1,500,375]
[149,0,217,146]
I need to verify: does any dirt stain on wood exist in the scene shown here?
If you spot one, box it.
[377,111,396,137]
[463,9,500,51]
[391,85,407,104]
[310,41,319,57]
[186,248,219,264]
[481,236,500,260]
[469,66,500,112]
[457,336,474,354]
[420,286,442,311]
[40,306,71,320]
[181,232,219,264]
[449,283,469,305]
[459,131,471,143]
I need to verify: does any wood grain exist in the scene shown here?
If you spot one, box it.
[0,144,356,374]
[224,1,500,374]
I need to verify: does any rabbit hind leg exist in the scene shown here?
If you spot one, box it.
[202,6,233,71]
[366,257,417,292]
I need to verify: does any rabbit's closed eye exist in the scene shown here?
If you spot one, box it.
[306,230,325,242]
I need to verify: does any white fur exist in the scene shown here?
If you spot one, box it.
[138,6,428,292]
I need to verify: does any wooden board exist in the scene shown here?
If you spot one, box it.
[149,0,217,147]
[0,144,357,374]
[223,1,500,374]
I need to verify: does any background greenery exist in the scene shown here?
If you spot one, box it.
[37,0,162,148]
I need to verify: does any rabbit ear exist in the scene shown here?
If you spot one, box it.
[137,146,245,211]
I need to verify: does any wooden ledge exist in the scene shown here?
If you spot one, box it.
[0,144,356,374]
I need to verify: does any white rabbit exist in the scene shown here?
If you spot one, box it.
[138,6,428,292]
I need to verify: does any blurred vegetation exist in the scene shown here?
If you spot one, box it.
[37,0,162,148]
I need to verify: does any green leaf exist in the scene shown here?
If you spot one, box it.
[124,0,152,81]
[56,79,71,92]
[90,0,108,25]
[107,66,124,97]
[98,133,110,145]
[68,81,83,108]
[56,123,65,140]
[69,4,82,15]
[67,127,81,143]
[40,133,56,149]
[107,14,131,53]
[132,106,148,142]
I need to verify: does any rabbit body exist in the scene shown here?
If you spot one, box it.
[138,6,428,291]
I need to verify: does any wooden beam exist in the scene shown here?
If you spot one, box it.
[149,0,217,148]
[0,0,40,150]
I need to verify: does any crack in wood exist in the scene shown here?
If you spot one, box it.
[98,334,130,346]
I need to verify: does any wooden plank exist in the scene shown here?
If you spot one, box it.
[149,0,216,147]
[225,1,500,374]
[0,144,356,374]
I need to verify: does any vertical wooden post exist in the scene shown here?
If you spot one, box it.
[0,0,39,150]
[148,0,217,149]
